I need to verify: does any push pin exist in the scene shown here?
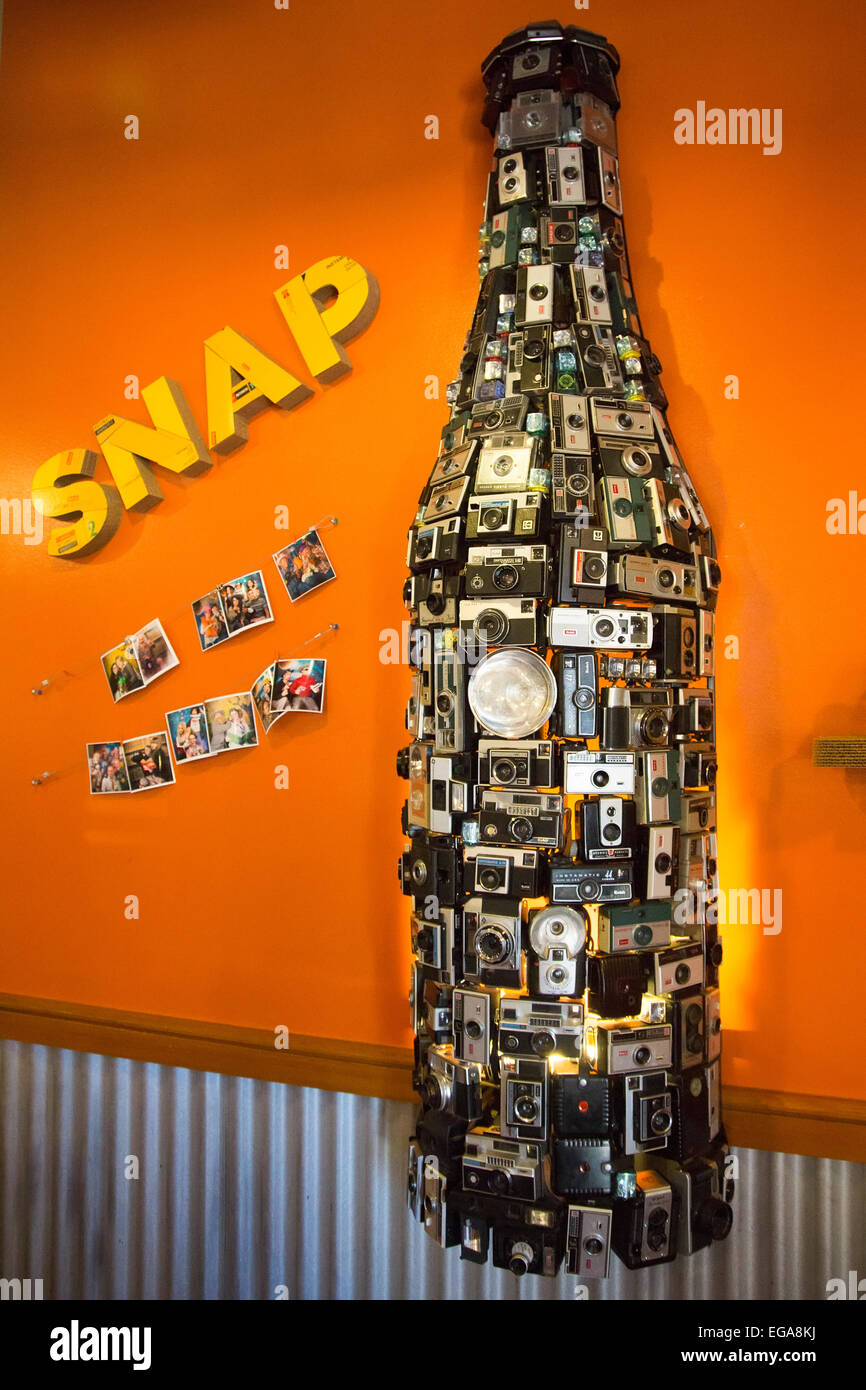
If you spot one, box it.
[298,622,339,649]
[31,679,50,695]
[32,770,54,786]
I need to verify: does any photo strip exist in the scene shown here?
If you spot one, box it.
[273,529,336,603]
[166,693,258,763]
[252,664,279,733]
[101,618,178,702]
[192,570,273,652]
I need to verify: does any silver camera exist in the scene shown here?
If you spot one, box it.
[463,897,522,986]
[452,986,494,1066]
[610,553,699,604]
[433,628,467,753]
[475,432,539,493]
[421,474,470,524]
[548,606,653,649]
[546,144,586,204]
[462,1128,546,1202]
[596,902,671,953]
[566,1205,612,1278]
[459,596,540,648]
[528,903,587,996]
[590,395,653,438]
[652,940,704,994]
[498,996,584,1060]
[500,1055,548,1139]
[623,1070,674,1155]
[550,392,591,453]
[564,750,635,796]
[586,1020,673,1076]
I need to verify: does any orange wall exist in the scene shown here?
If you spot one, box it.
[2,0,865,1101]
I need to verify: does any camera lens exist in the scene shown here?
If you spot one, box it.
[651,776,668,798]
[529,282,549,301]
[566,411,585,431]
[589,283,605,302]
[710,942,723,966]
[485,410,503,429]
[411,860,428,885]
[591,769,609,787]
[523,336,544,360]
[634,1046,652,1066]
[584,345,605,366]
[578,879,599,901]
[514,1094,538,1122]
[584,1237,604,1256]
[491,229,506,248]
[657,568,675,588]
[510,817,534,842]
[474,609,508,643]
[492,564,520,591]
[650,1106,672,1135]
[669,498,691,528]
[576,686,594,709]
[655,852,672,873]
[463,1022,481,1044]
[683,627,695,647]
[425,1076,448,1109]
[699,708,713,730]
[613,497,633,517]
[566,471,590,496]
[697,1197,734,1243]
[594,617,615,639]
[674,963,692,985]
[531,1029,556,1057]
[476,925,510,963]
[436,693,453,715]
[641,711,669,744]
[503,158,518,173]
[491,757,517,784]
[622,446,652,477]
[503,1034,520,1051]
[478,866,504,892]
[602,822,620,842]
[416,927,433,952]
[686,1003,703,1027]
[481,506,506,530]
[646,1209,668,1251]
[584,555,606,581]
[554,225,574,243]
[492,453,514,476]
[490,1170,511,1194]
[562,164,579,181]
[616,412,634,431]
[416,535,432,558]
[425,593,446,615]
[549,966,567,986]
[633,924,653,947]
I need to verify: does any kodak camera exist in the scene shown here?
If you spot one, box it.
[408,515,463,568]
[574,323,623,394]
[515,264,554,326]
[586,1020,673,1075]
[590,395,653,438]
[551,451,594,518]
[619,1070,674,1155]
[571,263,612,325]
[499,996,584,1061]
[596,901,671,953]
[651,940,704,994]
[552,1137,616,1196]
[564,749,635,796]
[639,823,680,900]
[465,544,549,597]
[552,651,598,738]
[421,1044,485,1124]
[611,1169,679,1268]
[601,686,673,750]
[452,986,494,1067]
[566,1205,612,1278]
[650,605,699,682]
[634,749,681,825]
[411,907,458,982]
[404,569,462,626]
[466,491,545,540]
[527,903,587,997]
[557,526,609,604]
[547,605,653,650]
[500,1055,548,1140]
[478,738,557,788]
[399,830,460,908]
[550,859,633,905]
[462,1128,547,1202]
[462,845,543,898]
[468,394,528,435]
[478,789,565,849]
[550,392,591,453]
[459,596,541,648]
[552,1068,612,1137]
[587,952,646,1018]
[645,1149,733,1254]
[599,476,653,547]
[579,796,638,861]
[433,628,468,754]
[643,477,693,560]
[610,552,700,604]
[428,439,477,487]
[463,896,523,988]
[596,435,663,481]
[422,475,470,525]
[475,432,539,493]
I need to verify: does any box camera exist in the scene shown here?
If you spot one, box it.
[619,1070,675,1155]
[515,264,554,326]
[550,859,633,905]
[551,1069,612,1138]
[680,743,718,789]
[500,1055,548,1140]
[452,986,495,1068]
[466,490,545,541]
[407,1137,426,1222]
[649,605,699,681]
[463,896,523,988]
[478,738,557,789]
[638,823,680,899]
[579,796,638,861]
[428,438,477,490]
[506,325,551,394]
[645,1152,733,1255]
[405,570,461,626]
[462,845,543,898]
[552,1137,615,1196]
[596,901,671,953]
[634,749,681,825]
[491,1212,564,1279]
[566,1205,612,1278]
[462,1128,547,1203]
[557,525,609,604]
[643,477,693,560]
[674,689,714,741]
[547,605,653,650]
[499,997,584,1061]
[405,666,434,741]
[421,1044,485,1124]
[573,323,623,394]
[546,143,586,205]
[610,552,699,604]
[433,628,468,754]
[550,392,591,453]
[601,686,674,750]
[590,395,653,439]
[587,952,646,1018]
[408,515,463,568]
[422,474,471,525]
[475,432,539,493]
[571,263,612,325]
[551,451,594,518]
[459,596,541,649]
[596,434,663,481]
[527,903,587,997]
[478,789,565,850]
[564,750,634,796]
[412,967,452,1043]
[411,908,458,982]
[399,830,460,907]
[586,1020,673,1076]
[651,939,704,994]
[611,1169,678,1268]
[668,992,707,1069]
[468,394,528,436]
[599,476,653,547]
[667,1061,722,1161]
[698,608,715,677]
[697,551,721,602]
[465,543,549,598]
[553,651,598,738]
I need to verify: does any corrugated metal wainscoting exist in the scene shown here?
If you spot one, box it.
[0,1039,863,1300]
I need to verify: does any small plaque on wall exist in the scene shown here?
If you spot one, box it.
[813,738,866,767]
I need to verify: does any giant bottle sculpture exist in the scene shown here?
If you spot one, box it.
[399,21,733,1279]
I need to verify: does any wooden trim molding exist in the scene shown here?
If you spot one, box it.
[0,992,864,1163]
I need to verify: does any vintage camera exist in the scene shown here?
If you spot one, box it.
[598,147,622,214]
[462,1128,547,1202]
[503,88,564,146]
[649,605,699,681]
[462,845,543,898]
[412,966,452,1043]
[475,432,539,493]
[497,149,531,204]
[411,908,458,982]
[557,526,609,604]
[599,476,654,547]
[651,939,704,994]
[541,208,582,265]
[590,395,653,438]
[579,796,638,861]
[419,1155,460,1249]
[573,323,623,393]
[680,790,716,836]
[408,515,463,568]
[565,1205,612,1278]
[551,452,594,518]
[571,263,612,325]
[398,739,431,831]
[587,952,646,1018]
[696,551,721,603]
[515,264,554,326]
[550,392,591,453]
[645,1151,733,1255]
[406,665,434,740]
[433,628,468,754]
[546,143,587,205]
[601,686,674,750]
[634,749,681,825]
[552,1137,615,1196]
[610,552,700,604]
[698,609,715,677]
[639,823,680,899]
[611,1169,678,1268]
[428,439,477,488]
[619,1070,675,1156]
[421,1044,485,1124]
[550,859,633,905]
[500,1055,548,1140]
[404,570,462,626]
[465,543,549,598]
[427,753,471,835]
[552,651,598,738]
[595,435,664,481]
[486,205,530,270]
[527,903,587,997]
[674,689,715,741]
[466,490,545,540]
[678,829,715,896]
[422,474,471,525]
[552,1068,612,1137]
[490,1209,564,1279]
[705,987,722,1061]
[468,394,528,435]
[506,325,551,394]
[399,830,460,907]
[667,1061,722,1160]
[643,477,693,560]
[666,992,707,1069]
[459,596,541,649]
[564,749,634,796]
[548,605,653,650]
[452,986,495,1068]
[680,743,718,789]
[463,897,522,988]
[407,1137,426,1222]
[586,1020,673,1076]
[499,997,584,1061]
[478,789,565,850]
[478,738,557,789]
[596,901,671,953]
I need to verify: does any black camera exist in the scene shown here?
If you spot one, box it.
[579,795,637,861]
[557,525,609,604]
[477,738,557,788]
[465,543,549,597]
[611,1170,679,1268]
[398,830,460,907]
